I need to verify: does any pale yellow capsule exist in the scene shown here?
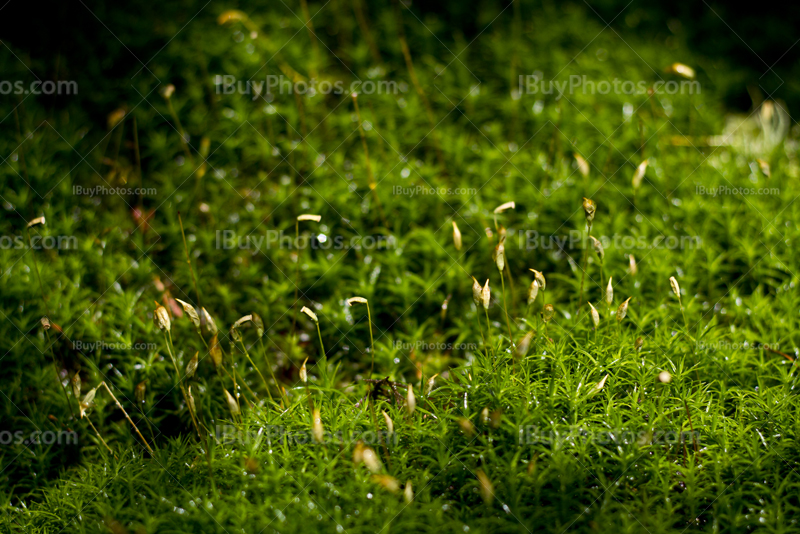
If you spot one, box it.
[407,384,416,415]
[574,153,589,178]
[352,441,365,465]
[231,315,252,343]
[632,159,649,190]
[224,389,240,416]
[252,313,264,337]
[299,357,309,383]
[175,299,200,330]
[472,277,482,307]
[187,385,197,414]
[529,269,546,291]
[495,240,505,273]
[757,158,771,177]
[594,374,609,392]
[582,197,597,224]
[617,297,632,322]
[135,381,146,403]
[217,9,248,25]
[589,236,604,260]
[80,386,99,419]
[588,302,599,328]
[425,373,439,396]
[71,373,81,399]
[669,276,681,299]
[493,201,515,213]
[516,331,535,358]
[201,308,218,336]
[404,480,414,503]
[362,447,381,473]
[186,351,199,378]
[528,279,539,306]
[209,334,223,367]
[154,305,171,332]
[312,408,324,443]
[372,474,400,493]
[382,411,394,434]
[477,470,494,504]
[543,303,555,323]
[107,108,126,129]
[27,216,46,228]
[490,409,503,428]
[233,315,252,330]
[459,417,476,437]
[301,306,318,323]
[668,62,695,79]
[452,221,462,251]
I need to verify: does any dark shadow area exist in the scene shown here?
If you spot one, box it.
[1,0,798,113]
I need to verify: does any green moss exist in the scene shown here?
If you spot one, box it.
[2,2,799,532]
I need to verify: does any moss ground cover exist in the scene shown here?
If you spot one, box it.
[2,2,800,532]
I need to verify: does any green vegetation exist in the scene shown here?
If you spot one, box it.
[2,2,799,532]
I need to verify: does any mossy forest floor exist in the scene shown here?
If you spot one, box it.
[2,1,800,532]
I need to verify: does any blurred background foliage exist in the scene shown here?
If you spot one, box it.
[2,3,800,529]
[2,0,799,113]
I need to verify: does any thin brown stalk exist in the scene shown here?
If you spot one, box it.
[352,0,382,64]
[133,117,143,212]
[352,93,388,227]
[85,417,118,459]
[164,331,203,440]
[683,399,699,455]
[178,212,202,308]
[578,221,592,318]
[299,0,320,80]
[27,229,76,419]
[392,0,444,168]
[293,221,301,332]
[500,274,513,344]
[258,336,289,406]
[165,97,193,163]
[236,339,272,402]
[484,307,493,357]
[99,382,153,454]
[13,108,31,211]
